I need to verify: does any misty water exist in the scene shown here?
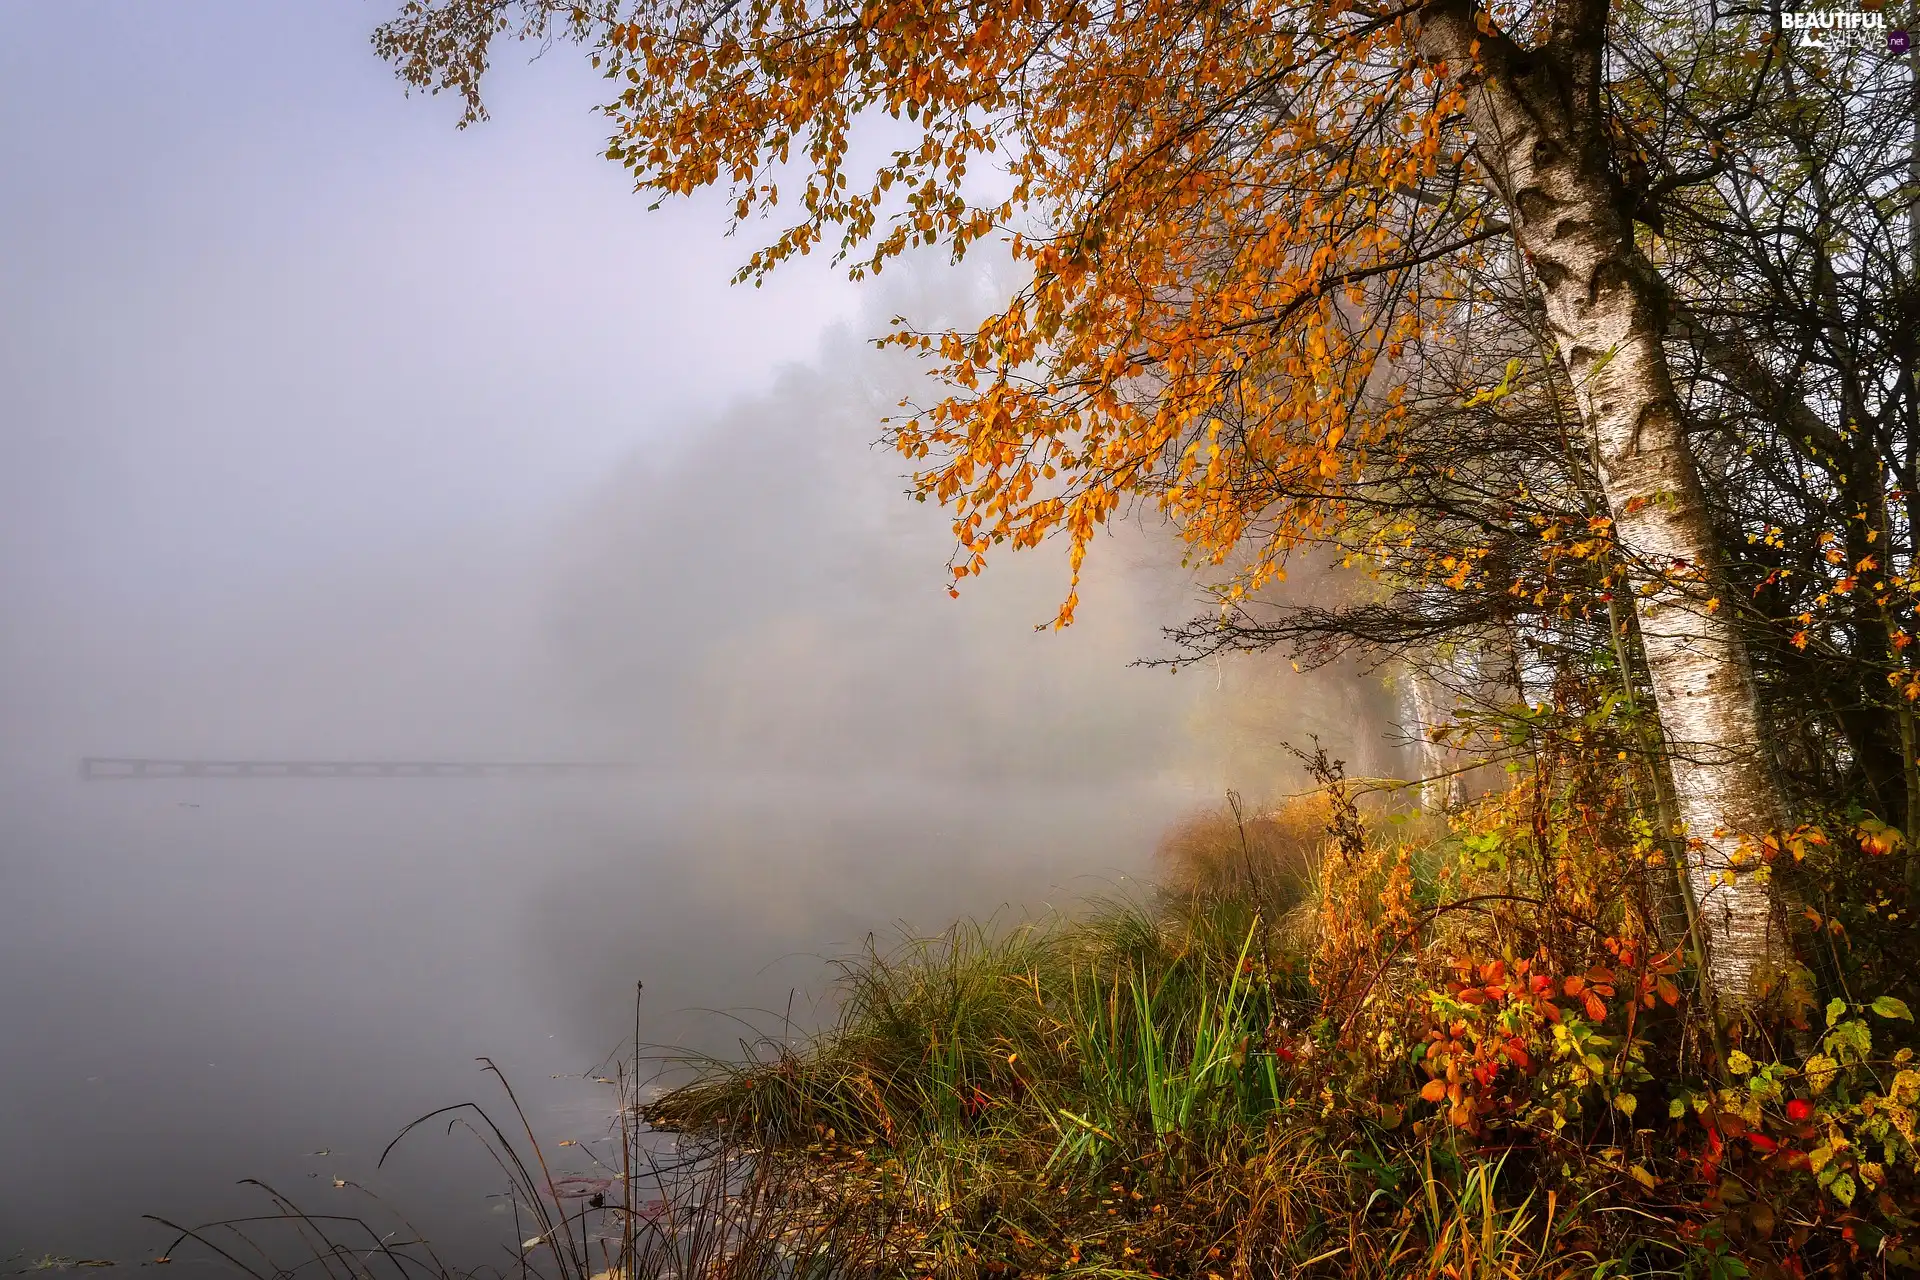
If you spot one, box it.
[3,342,1397,1267]
[0,5,1400,1270]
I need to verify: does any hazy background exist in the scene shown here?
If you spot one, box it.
[0,4,1401,1268]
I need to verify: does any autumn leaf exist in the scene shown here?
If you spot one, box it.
[1870,995,1913,1021]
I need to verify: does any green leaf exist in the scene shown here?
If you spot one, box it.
[1826,997,1848,1028]
[1870,995,1913,1021]
[1669,1097,1687,1119]
[1824,1017,1873,1064]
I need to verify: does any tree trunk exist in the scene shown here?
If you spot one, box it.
[1907,36,1920,889]
[1415,1,1789,1010]
[1408,668,1468,812]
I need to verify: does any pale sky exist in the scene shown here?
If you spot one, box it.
[0,1,860,615]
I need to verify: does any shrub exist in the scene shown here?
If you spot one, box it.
[645,740,1920,1277]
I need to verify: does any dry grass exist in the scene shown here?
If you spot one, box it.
[1152,793,1327,903]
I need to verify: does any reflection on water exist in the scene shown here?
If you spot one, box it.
[0,10,1412,1267]
[0,238,1398,1278]
[0,768,1196,1271]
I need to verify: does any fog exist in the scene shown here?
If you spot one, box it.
[0,5,1401,1269]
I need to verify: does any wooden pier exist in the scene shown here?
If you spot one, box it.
[80,757,638,780]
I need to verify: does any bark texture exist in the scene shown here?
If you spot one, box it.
[1406,637,1515,811]
[1415,0,1789,1008]
[1409,671,1469,812]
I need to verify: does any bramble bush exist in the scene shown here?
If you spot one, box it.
[1290,722,1920,1276]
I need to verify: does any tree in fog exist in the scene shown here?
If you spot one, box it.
[375,0,1918,1009]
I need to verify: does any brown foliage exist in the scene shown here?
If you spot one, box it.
[1153,793,1327,906]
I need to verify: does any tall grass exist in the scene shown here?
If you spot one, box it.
[638,781,1804,1279]
[649,893,1305,1162]
[639,872,1624,1279]
[1049,917,1274,1168]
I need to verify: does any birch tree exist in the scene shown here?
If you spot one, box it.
[1405,0,1787,1003]
[373,0,1822,1006]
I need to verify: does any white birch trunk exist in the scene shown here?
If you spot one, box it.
[1415,4,1789,1009]
[1409,669,1468,812]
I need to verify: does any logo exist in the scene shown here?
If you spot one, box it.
[1779,5,1907,51]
